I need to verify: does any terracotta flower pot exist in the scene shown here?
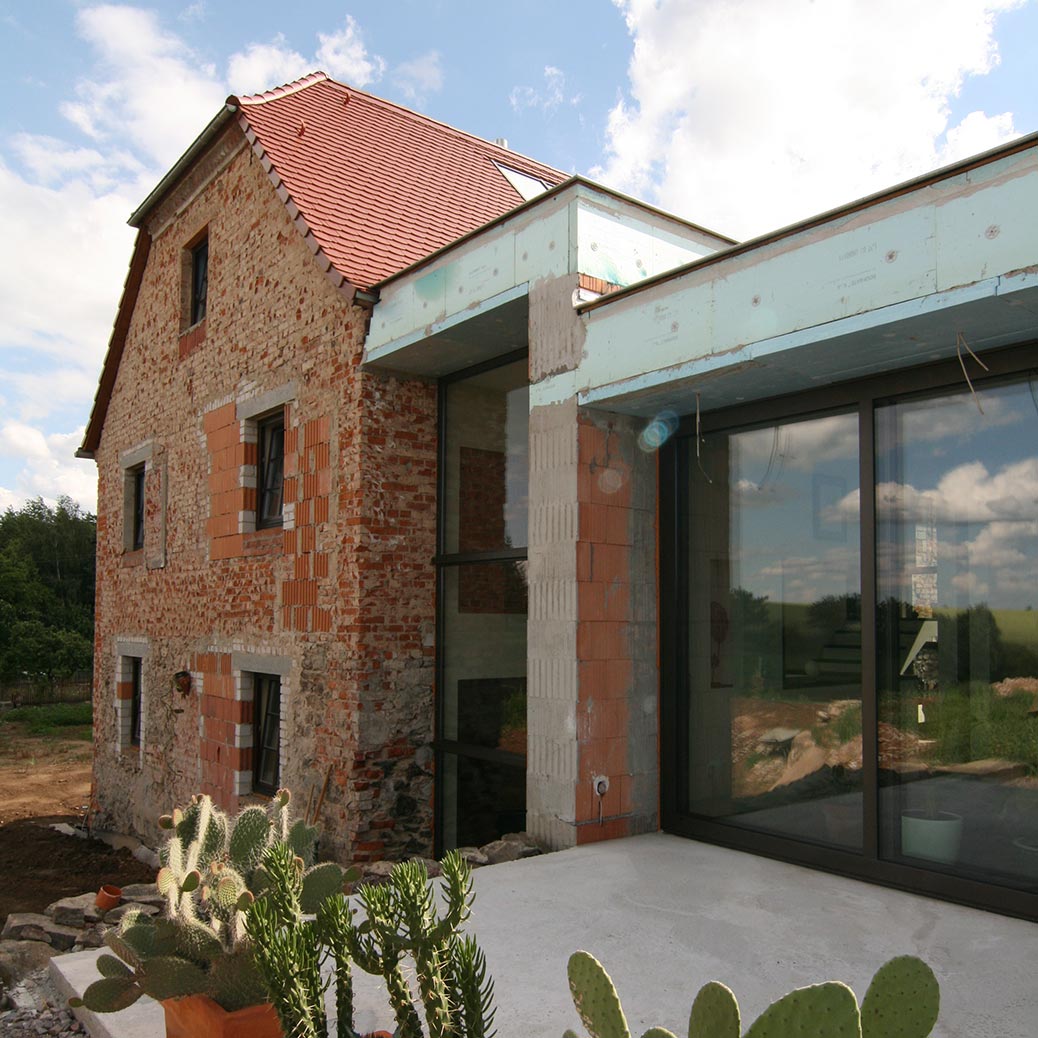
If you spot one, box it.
[162,995,282,1038]
[94,884,122,911]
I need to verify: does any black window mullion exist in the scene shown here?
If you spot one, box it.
[858,401,879,860]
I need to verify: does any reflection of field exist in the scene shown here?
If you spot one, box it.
[730,696,863,798]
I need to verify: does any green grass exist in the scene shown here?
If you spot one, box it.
[2,700,92,736]
[881,684,1038,773]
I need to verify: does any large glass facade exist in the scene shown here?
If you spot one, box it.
[664,348,1038,916]
[684,412,863,850]
[876,379,1038,889]
[437,357,528,851]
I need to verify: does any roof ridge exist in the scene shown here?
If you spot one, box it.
[343,81,566,180]
[235,70,329,106]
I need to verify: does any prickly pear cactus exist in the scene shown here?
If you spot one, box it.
[744,982,861,1038]
[72,789,346,1015]
[688,981,739,1038]
[566,951,631,1038]
[860,956,939,1038]
[561,954,939,1038]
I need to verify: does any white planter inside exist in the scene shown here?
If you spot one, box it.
[901,810,963,864]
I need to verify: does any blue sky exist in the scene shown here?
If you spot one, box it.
[1,0,1036,513]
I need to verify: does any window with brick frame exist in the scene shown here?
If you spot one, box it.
[236,384,295,536]
[252,672,282,794]
[257,411,285,529]
[115,642,147,756]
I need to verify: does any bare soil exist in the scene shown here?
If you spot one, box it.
[0,721,155,921]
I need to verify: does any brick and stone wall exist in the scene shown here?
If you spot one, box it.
[526,278,660,849]
[91,126,437,860]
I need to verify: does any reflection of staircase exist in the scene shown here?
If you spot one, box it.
[810,622,862,681]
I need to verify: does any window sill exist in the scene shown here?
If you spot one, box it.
[178,318,207,360]
[243,526,283,556]
[121,549,144,568]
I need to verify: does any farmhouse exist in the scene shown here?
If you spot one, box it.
[80,72,1038,919]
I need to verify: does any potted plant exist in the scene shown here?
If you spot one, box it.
[246,843,496,1038]
[70,790,347,1038]
[900,781,962,865]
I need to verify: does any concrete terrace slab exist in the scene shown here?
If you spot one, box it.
[53,833,1035,1038]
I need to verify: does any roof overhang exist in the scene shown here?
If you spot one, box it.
[363,179,733,378]
[540,133,1038,417]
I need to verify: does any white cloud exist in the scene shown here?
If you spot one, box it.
[0,424,97,512]
[225,17,385,97]
[226,36,313,96]
[510,66,581,114]
[393,51,444,104]
[316,16,385,87]
[595,0,1026,238]
[63,5,225,170]
[872,457,1038,525]
[0,156,137,369]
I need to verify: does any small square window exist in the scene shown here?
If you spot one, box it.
[190,236,208,326]
[129,657,143,746]
[257,413,285,529]
[130,464,145,551]
[253,673,281,794]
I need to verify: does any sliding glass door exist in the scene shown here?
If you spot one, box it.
[662,346,1038,917]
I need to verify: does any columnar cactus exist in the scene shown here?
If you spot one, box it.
[564,951,940,1038]
[71,790,346,1014]
[345,851,496,1038]
[246,848,496,1038]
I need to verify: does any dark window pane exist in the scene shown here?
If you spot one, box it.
[258,414,284,528]
[130,658,142,746]
[441,753,525,849]
[191,238,208,325]
[443,360,528,554]
[683,412,863,851]
[442,562,528,751]
[876,378,1038,888]
[132,466,145,551]
[253,673,281,794]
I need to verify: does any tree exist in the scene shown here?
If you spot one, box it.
[0,497,96,686]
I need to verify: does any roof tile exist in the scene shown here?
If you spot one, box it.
[234,72,567,289]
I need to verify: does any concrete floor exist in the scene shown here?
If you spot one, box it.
[53,832,1036,1038]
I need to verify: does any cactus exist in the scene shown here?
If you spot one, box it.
[71,789,347,1015]
[743,982,859,1038]
[564,952,939,1038]
[860,956,939,1038]
[688,982,739,1038]
[246,847,496,1038]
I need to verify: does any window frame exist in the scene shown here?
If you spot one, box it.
[252,672,282,796]
[115,639,148,758]
[257,411,285,530]
[190,235,208,327]
[434,349,530,855]
[130,465,145,551]
[129,656,143,747]
[658,340,1038,922]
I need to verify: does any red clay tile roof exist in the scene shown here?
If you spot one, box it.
[234,71,567,289]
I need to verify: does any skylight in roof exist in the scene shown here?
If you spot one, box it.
[494,161,552,202]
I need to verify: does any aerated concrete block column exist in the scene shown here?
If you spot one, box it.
[526,276,659,848]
